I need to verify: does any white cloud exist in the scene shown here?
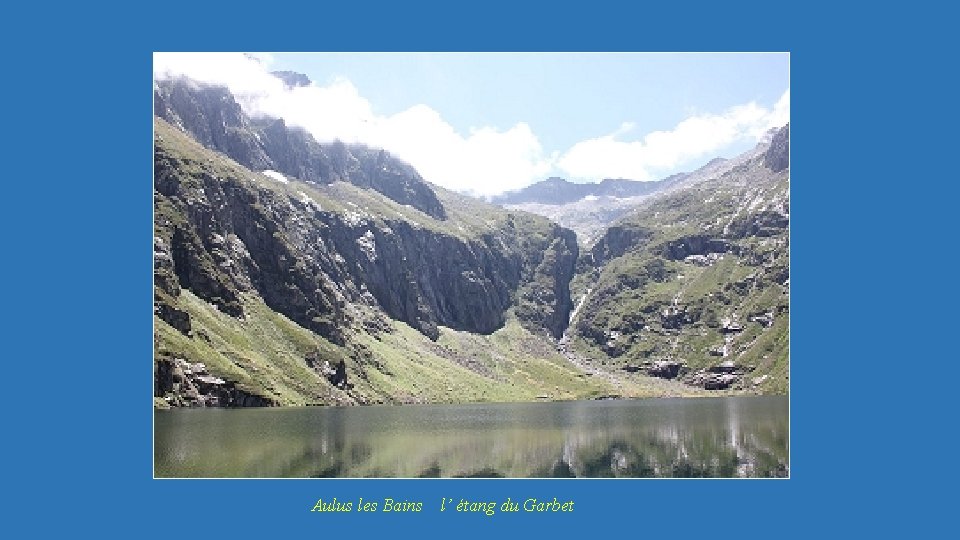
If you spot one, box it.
[154,52,551,197]
[154,53,789,196]
[154,52,285,98]
[246,52,275,67]
[767,88,790,133]
[372,108,554,198]
[557,90,790,182]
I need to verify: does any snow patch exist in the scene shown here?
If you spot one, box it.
[261,170,288,184]
[356,230,377,261]
[344,210,369,227]
[297,191,320,211]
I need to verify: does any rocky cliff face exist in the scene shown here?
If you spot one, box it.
[153,73,788,407]
[154,77,446,219]
[154,80,272,170]
[588,224,654,266]
[514,225,579,339]
[153,76,590,408]
[569,129,790,394]
[764,123,790,172]
[154,117,576,349]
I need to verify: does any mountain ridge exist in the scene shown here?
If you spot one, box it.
[567,124,790,394]
[497,154,749,245]
[153,109,602,407]
[153,75,789,408]
[154,76,447,220]
[492,173,691,206]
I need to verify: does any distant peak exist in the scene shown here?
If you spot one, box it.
[271,70,312,89]
[759,124,787,144]
[763,124,789,172]
[704,157,727,167]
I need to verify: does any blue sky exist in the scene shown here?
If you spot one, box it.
[271,53,788,150]
[155,52,789,196]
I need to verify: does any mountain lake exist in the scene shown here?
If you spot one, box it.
[154,395,788,478]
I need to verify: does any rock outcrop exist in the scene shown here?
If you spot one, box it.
[570,127,790,394]
[155,357,276,407]
[764,124,789,172]
[658,235,731,261]
[589,224,654,266]
[154,77,446,220]
[154,117,577,346]
[153,80,272,170]
[270,70,312,88]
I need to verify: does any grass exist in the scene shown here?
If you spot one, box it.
[350,314,619,404]
[155,290,349,405]
[570,154,790,394]
[154,291,620,406]
[155,115,572,341]
[155,117,557,245]
[153,116,788,406]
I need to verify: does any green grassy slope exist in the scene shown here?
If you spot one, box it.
[154,117,600,407]
[155,291,620,406]
[571,153,790,394]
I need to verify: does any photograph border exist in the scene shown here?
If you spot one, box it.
[151,50,791,481]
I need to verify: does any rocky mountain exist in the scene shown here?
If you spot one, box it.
[566,124,790,394]
[494,176,665,206]
[153,73,789,408]
[153,77,602,407]
[154,77,446,219]
[270,70,312,88]
[499,157,738,245]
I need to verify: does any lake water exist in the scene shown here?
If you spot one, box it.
[154,395,788,478]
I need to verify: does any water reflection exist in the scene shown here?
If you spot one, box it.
[155,396,788,478]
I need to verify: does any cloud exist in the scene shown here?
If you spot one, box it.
[154,53,789,196]
[154,52,285,97]
[372,107,554,197]
[557,90,790,181]
[154,52,551,197]
[245,52,275,67]
[767,88,790,133]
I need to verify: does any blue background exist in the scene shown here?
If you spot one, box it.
[3,1,954,538]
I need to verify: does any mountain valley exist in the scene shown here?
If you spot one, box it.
[153,74,790,408]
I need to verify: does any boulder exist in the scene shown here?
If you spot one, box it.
[709,360,738,373]
[704,373,738,390]
[155,301,191,335]
[327,359,348,388]
[720,318,744,334]
[647,360,685,379]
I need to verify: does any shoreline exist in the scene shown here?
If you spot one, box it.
[154,390,788,410]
